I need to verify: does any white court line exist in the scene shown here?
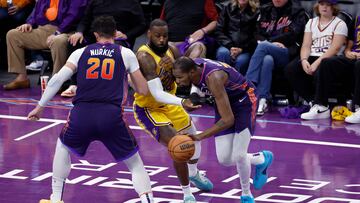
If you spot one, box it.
[14,122,62,141]
[1,114,360,149]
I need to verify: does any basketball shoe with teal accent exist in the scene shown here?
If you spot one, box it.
[183,194,196,203]
[241,195,255,203]
[189,171,213,191]
[253,150,273,190]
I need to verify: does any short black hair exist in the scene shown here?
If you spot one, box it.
[149,18,167,29]
[91,16,116,38]
[174,57,197,73]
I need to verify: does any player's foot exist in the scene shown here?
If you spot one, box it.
[253,150,273,190]
[345,108,360,124]
[189,171,213,191]
[241,195,255,203]
[39,200,64,203]
[183,194,196,203]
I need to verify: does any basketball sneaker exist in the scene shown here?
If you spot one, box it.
[189,171,213,191]
[183,194,196,203]
[253,150,273,190]
[241,195,255,203]
[257,98,268,116]
[300,104,330,120]
[39,200,64,203]
[345,108,360,124]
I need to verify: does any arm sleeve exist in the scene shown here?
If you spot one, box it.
[147,78,184,106]
[121,47,139,73]
[348,18,356,41]
[38,66,74,106]
[67,47,86,72]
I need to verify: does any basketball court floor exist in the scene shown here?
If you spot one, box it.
[1,86,360,203]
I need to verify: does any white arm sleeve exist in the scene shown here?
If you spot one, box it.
[121,47,140,73]
[67,47,86,72]
[147,78,184,106]
[38,66,74,107]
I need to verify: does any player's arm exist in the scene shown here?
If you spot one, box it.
[27,48,84,121]
[137,51,196,108]
[169,44,181,59]
[27,62,76,121]
[193,71,234,140]
[122,47,149,95]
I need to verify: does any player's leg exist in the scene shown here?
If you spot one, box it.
[39,139,71,203]
[167,106,213,191]
[123,152,154,203]
[158,125,196,203]
[184,122,213,191]
[233,128,254,202]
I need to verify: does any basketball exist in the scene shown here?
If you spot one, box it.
[168,135,195,162]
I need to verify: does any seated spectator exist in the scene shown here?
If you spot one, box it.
[215,0,259,75]
[285,0,347,120]
[61,0,146,97]
[0,0,34,68]
[245,0,308,115]
[160,0,218,59]
[3,0,87,90]
[293,14,359,122]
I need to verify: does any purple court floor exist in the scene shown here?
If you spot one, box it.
[1,87,360,203]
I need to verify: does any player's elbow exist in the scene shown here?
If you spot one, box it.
[223,116,234,129]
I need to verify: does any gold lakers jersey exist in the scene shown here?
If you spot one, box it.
[134,45,177,108]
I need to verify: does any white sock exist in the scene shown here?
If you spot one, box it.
[123,152,153,201]
[140,192,154,203]
[248,152,265,165]
[182,184,192,196]
[187,162,198,177]
[186,123,200,177]
[51,139,71,202]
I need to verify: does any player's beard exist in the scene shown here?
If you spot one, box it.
[148,41,168,56]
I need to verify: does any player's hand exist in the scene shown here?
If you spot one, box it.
[68,32,84,46]
[27,105,45,121]
[159,56,174,71]
[182,99,201,111]
[189,133,205,141]
[17,24,32,32]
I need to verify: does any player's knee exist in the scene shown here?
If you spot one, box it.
[233,152,247,163]
[217,153,233,166]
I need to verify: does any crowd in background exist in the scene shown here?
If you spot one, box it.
[0,0,359,124]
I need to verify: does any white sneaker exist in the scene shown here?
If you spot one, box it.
[257,98,268,116]
[26,60,44,71]
[300,104,330,120]
[345,108,360,124]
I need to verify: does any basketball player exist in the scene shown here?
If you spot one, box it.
[133,19,213,203]
[27,16,154,203]
[172,57,274,203]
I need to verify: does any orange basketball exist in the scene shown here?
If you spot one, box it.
[168,135,195,162]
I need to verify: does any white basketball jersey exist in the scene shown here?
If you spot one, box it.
[305,16,348,57]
